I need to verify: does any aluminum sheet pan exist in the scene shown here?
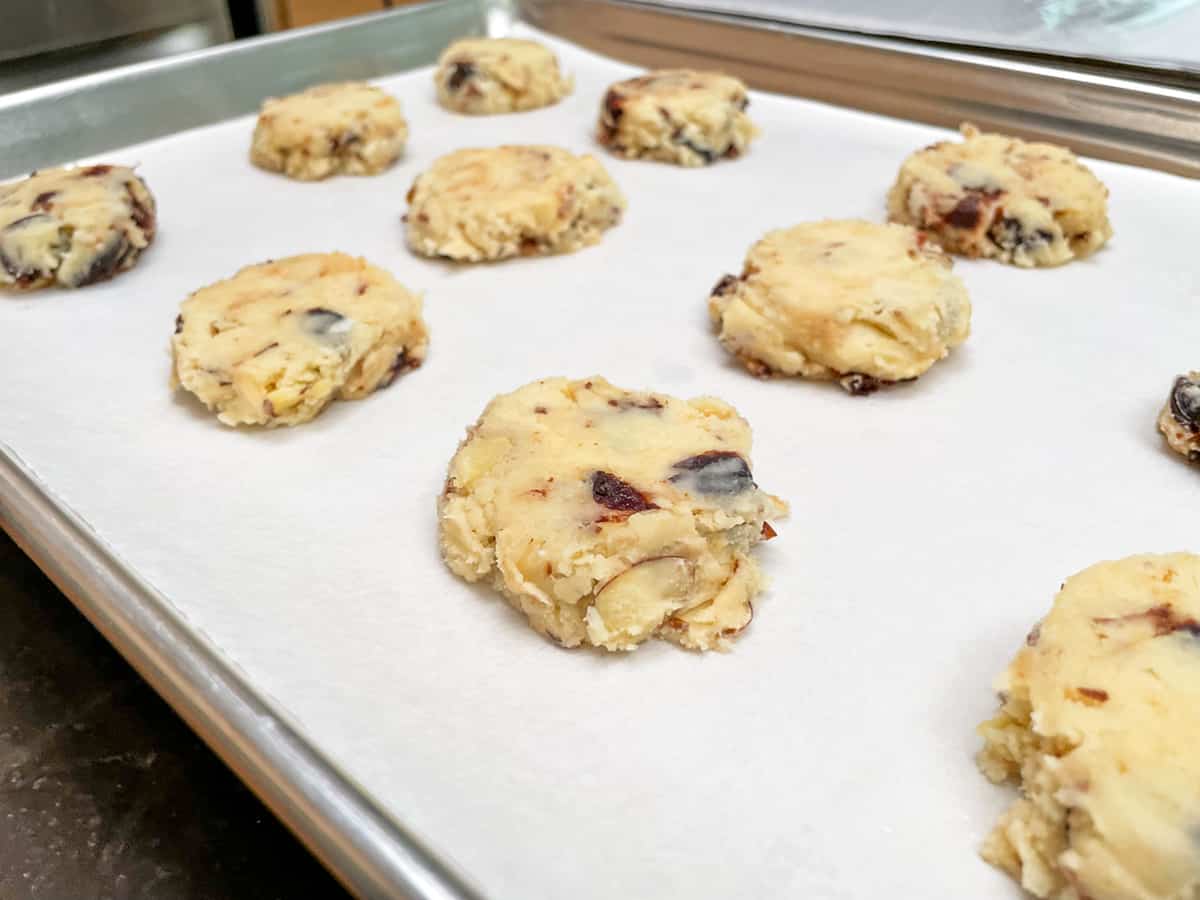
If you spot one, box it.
[3,13,1199,900]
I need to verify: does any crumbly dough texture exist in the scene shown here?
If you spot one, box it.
[434,38,572,115]
[0,164,155,290]
[171,253,428,427]
[978,553,1200,900]
[597,69,758,167]
[887,124,1112,268]
[1158,372,1200,464]
[439,377,788,652]
[250,82,408,181]
[405,146,625,262]
[708,220,971,393]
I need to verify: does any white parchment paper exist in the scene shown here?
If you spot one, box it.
[3,25,1198,899]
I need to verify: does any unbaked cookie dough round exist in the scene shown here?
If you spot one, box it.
[439,376,788,652]
[0,164,155,290]
[707,220,971,393]
[405,145,625,262]
[250,82,408,181]
[1158,372,1200,464]
[434,38,572,114]
[887,124,1112,268]
[978,553,1200,900]
[171,253,428,427]
[596,69,757,167]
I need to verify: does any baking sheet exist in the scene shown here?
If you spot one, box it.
[2,22,1198,899]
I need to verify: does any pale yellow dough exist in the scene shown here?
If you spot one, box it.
[434,38,572,114]
[405,146,625,262]
[708,220,971,393]
[250,82,408,181]
[597,69,757,166]
[0,164,155,290]
[887,124,1112,267]
[1158,373,1200,465]
[171,253,428,427]
[978,553,1200,900]
[439,376,788,652]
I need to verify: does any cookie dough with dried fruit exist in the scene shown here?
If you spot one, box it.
[597,69,757,167]
[708,219,970,393]
[887,124,1111,267]
[250,82,407,181]
[171,253,428,427]
[439,376,787,652]
[978,553,1200,900]
[0,164,155,290]
[405,145,625,261]
[435,38,572,114]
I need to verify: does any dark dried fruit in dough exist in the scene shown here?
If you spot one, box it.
[434,38,571,114]
[887,123,1112,267]
[438,376,788,652]
[1158,372,1200,464]
[596,69,757,167]
[0,164,155,290]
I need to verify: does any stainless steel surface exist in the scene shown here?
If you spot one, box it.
[0,24,232,97]
[0,0,488,180]
[1,0,232,63]
[0,447,483,900]
[1,2,1196,897]
[521,0,1200,178]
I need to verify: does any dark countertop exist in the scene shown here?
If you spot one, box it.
[0,530,350,900]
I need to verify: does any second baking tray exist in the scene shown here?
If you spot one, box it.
[2,1,1199,897]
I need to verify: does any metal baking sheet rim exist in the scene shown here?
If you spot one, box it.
[1,1,1197,898]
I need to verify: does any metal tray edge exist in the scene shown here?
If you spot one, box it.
[0,443,484,899]
[1,1,1196,896]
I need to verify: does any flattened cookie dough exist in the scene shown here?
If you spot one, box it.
[250,82,408,181]
[597,69,757,167]
[887,124,1112,267]
[172,253,428,427]
[1158,372,1200,464]
[708,220,970,393]
[0,164,155,290]
[977,553,1200,900]
[405,146,625,262]
[435,38,572,114]
[439,377,788,652]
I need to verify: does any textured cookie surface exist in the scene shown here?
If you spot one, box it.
[1158,373,1200,465]
[406,146,625,262]
[708,220,970,392]
[250,82,407,181]
[978,553,1200,900]
[172,253,428,427]
[597,69,757,167]
[887,124,1111,267]
[435,38,572,114]
[439,377,788,652]
[0,164,155,290]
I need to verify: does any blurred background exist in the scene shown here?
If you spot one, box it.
[0,0,424,95]
[3,0,1199,99]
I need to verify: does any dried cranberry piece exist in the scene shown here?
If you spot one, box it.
[839,373,884,396]
[447,61,476,91]
[711,274,739,297]
[592,471,654,512]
